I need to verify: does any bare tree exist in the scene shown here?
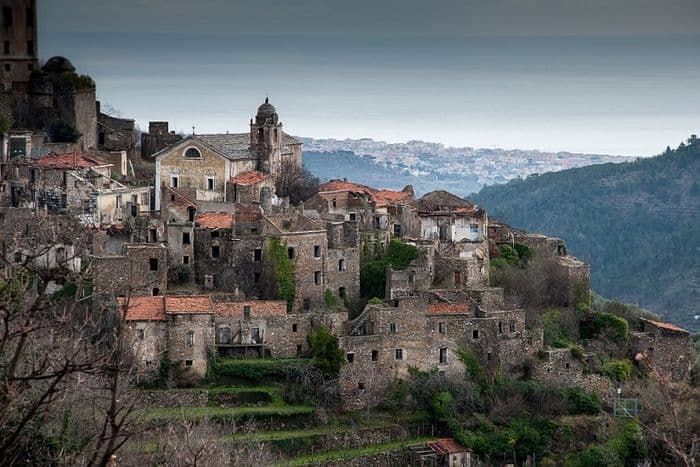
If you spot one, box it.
[275,159,319,205]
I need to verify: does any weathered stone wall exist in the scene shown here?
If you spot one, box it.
[630,326,691,382]
[141,121,183,159]
[124,320,167,377]
[324,246,360,304]
[166,312,215,380]
[135,389,208,408]
[92,243,168,297]
[467,287,505,311]
[97,108,136,157]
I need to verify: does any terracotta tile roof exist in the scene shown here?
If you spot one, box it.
[427,303,470,315]
[318,179,410,207]
[118,296,165,321]
[427,438,469,455]
[164,296,214,313]
[214,301,287,318]
[413,190,476,213]
[196,212,233,229]
[34,151,111,170]
[643,319,689,334]
[230,170,269,185]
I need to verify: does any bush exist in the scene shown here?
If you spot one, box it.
[360,260,387,299]
[48,120,81,143]
[264,238,296,312]
[565,387,602,415]
[429,391,455,422]
[600,359,633,382]
[367,297,384,305]
[565,421,646,467]
[308,326,344,377]
[323,289,337,309]
[498,244,520,265]
[513,243,534,262]
[580,312,629,343]
[386,239,419,270]
[212,358,309,381]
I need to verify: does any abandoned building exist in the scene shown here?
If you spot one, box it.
[153,98,301,210]
[96,101,137,158]
[140,121,183,159]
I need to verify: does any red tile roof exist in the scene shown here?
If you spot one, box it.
[643,319,689,334]
[118,296,165,321]
[230,170,269,185]
[164,296,214,313]
[427,438,469,455]
[196,212,233,229]
[318,179,410,207]
[214,301,287,318]
[427,303,470,315]
[34,151,111,170]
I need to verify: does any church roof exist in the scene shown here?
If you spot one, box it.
[195,133,255,161]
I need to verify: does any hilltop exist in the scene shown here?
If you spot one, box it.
[472,136,700,331]
[301,137,633,198]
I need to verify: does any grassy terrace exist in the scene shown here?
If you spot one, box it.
[137,404,314,423]
[275,436,437,466]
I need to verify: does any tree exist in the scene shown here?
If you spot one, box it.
[308,326,344,377]
[48,119,81,143]
[275,159,319,205]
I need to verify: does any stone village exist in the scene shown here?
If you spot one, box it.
[0,1,693,460]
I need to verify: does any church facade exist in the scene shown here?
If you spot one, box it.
[153,99,301,210]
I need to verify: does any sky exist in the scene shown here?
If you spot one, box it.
[39,0,700,156]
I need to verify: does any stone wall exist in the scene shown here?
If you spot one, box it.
[630,323,691,382]
[141,121,182,159]
[92,243,168,297]
[166,312,215,380]
[135,389,208,408]
[97,107,136,157]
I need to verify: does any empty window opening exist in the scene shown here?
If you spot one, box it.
[183,255,189,264]
[137,329,145,340]
[186,331,194,347]
[349,212,356,221]
[439,348,448,364]
[150,229,157,242]
[314,271,322,285]
[152,288,159,296]
[346,352,355,363]
[206,177,214,190]
[217,326,231,344]
[487,352,492,360]
[287,247,295,259]
[149,258,158,271]
[314,245,321,258]
[498,322,503,334]
[187,207,195,221]
[509,321,516,332]
[243,305,251,319]
[254,248,262,261]
[210,230,219,238]
[565,362,571,369]
[254,272,261,283]
[338,287,346,298]
[332,198,337,208]
[472,329,479,339]
[395,348,403,360]
[296,344,302,355]
[389,323,397,333]
[338,259,345,271]
[182,232,190,244]
[358,382,365,390]
[292,323,298,332]
[211,245,220,258]
[171,175,179,187]
[371,350,378,361]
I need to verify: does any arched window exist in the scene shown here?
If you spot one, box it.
[186,331,194,347]
[184,147,201,158]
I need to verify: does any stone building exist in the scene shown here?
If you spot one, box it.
[153,98,301,210]
[0,0,37,89]
[92,243,168,298]
[140,121,182,159]
[96,101,136,158]
[5,151,151,225]
[630,318,691,382]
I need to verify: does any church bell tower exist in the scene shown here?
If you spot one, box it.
[250,97,283,178]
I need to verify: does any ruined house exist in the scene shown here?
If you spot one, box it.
[96,101,136,158]
[630,318,691,382]
[140,121,182,160]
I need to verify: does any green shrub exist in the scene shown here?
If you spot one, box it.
[568,343,584,360]
[429,390,455,422]
[323,289,337,308]
[212,358,308,381]
[498,244,520,265]
[360,259,387,299]
[367,297,384,305]
[565,421,646,467]
[458,348,485,388]
[48,120,81,143]
[308,326,345,377]
[265,238,296,312]
[543,308,574,348]
[565,387,602,415]
[600,359,633,382]
[580,312,629,343]
[386,239,419,270]
[513,243,534,262]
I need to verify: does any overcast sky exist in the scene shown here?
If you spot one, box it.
[38,0,700,156]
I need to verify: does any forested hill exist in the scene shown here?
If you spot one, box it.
[472,136,700,331]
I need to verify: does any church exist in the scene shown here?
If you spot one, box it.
[153,98,302,210]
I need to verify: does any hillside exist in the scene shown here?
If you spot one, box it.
[472,136,700,331]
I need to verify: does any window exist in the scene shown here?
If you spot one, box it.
[152,288,159,296]
[3,64,9,72]
[60,194,67,208]
[210,230,219,238]
[349,212,356,221]
[137,329,145,340]
[408,272,414,284]
[393,224,401,236]
[498,322,503,334]
[186,331,194,347]
[371,350,378,361]
[292,323,298,332]
[338,287,346,298]
[314,245,321,258]
[150,229,157,242]
[187,207,195,222]
[509,321,516,332]
[287,247,295,259]
[183,255,189,264]
[243,305,250,318]
[338,259,344,271]
[303,298,311,311]
[206,177,214,190]
[182,232,190,244]
[14,251,21,263]
[185,360,193,366]
[3,41,8,54]
[438,322,446,334]
[115,194,122,209]
[26,7,33,27]
[26,40,32,55]
[389,323,397,333]
[254,272,261,283]
[62,171,68,186]
[332,198,337,208]
[211,245,220,258]
[171,175,179,187]
[314,271,322,285]
[3,7,12,28]
[358,382,365,390]
[254,249,262,261]
[487,352,492,361]
[184,147,201,158]
[395,348,403,360]
[346,352,355,363]
[296,344,302,354]
[149,258,158,271]
[439,348,448,364]
[472,329,479,339]
[217,326,231,344]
